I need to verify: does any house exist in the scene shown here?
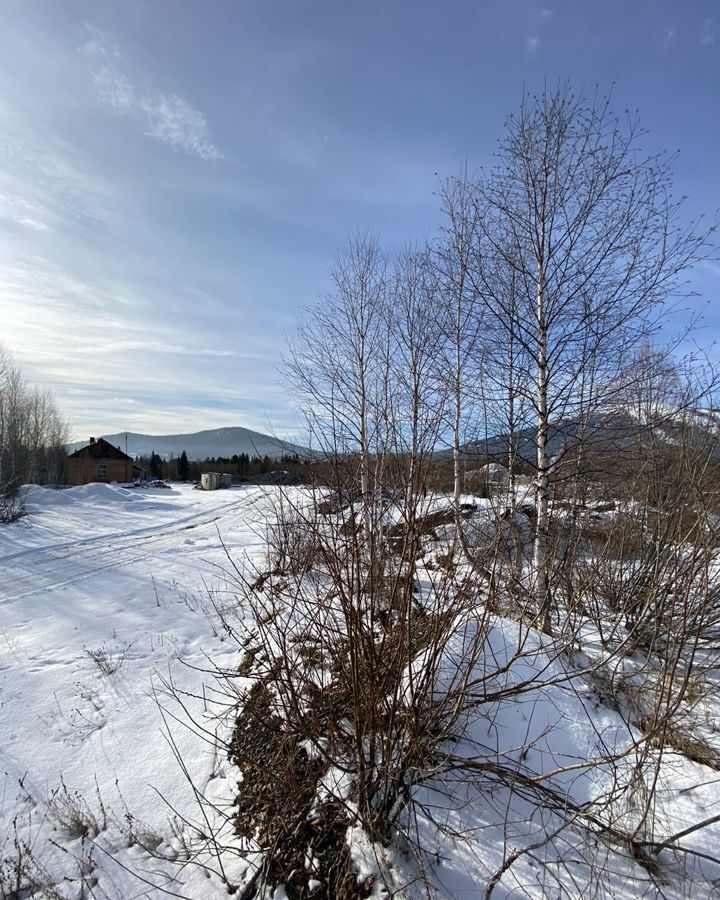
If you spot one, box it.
[65,437,145,485]
[465,462,511,495]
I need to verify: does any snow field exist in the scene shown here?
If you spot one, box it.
[2,483,720,898]
[0,482,272,898]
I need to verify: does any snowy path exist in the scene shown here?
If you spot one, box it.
[0,482,273,898]
[0,491,256,604]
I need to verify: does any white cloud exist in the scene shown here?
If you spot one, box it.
[68,338,244,358]
[139,94,223,162]
[0,191,50,231]
[94,67,135,112]
[701,18,715,46]
[662,28,677,50]
[0,235,290,437]
[0,101,115,234]
[525,35,540,54]
[79,25,223,162]
[540,9,553,19]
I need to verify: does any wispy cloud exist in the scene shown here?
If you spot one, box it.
[700,17,715,46]
[662,27,677,50]
[525,35,540,55]
[540,9,553,19]
[0,235,290,437]
[79,25,223,162]
[70,338,245,358]
[0,99,115,234]
[0,190,50,231]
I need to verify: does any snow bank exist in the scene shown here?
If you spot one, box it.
[61,483,140,503]
[22,484,80,508]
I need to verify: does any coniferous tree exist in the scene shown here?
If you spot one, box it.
[178,450,189,482]
[149,451,162,478]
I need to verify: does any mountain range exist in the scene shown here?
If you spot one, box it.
[68,408,717,466]
[437,408,719,465]
[66,426,310,461]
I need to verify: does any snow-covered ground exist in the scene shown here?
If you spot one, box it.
[0,482,269,898]
[3,482,720,899]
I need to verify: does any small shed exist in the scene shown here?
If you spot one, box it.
[66,437,144,485]
[201,472,233,491]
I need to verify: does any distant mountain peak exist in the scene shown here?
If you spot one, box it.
[67,426,310,461]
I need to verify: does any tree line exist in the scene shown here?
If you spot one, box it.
[136,450,304,481]
[0,345,68,520]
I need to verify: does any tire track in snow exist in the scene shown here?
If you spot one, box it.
[0,490,268,605]
[0,490,257,566]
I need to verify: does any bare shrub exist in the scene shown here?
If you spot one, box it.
[47,781,108,841]
[266,501,324,576]
[0,837,65,900]
[222,485,489,897]
[83,640,132,676]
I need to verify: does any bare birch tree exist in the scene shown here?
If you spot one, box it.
[434,173,483,557]
[385,244,448,504]
[285,232,388,492]
[0,344,68,519]
[467,84,714,631]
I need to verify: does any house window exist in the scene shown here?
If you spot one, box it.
[96,464,107,479]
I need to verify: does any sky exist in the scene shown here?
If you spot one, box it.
[0,1,718,442]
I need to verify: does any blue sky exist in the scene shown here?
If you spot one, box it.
[0,1,718,441]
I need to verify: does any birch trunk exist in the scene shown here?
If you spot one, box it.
[532,220,551,634]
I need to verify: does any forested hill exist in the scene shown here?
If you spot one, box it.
[436,408,720,465]
[66,426,310,461]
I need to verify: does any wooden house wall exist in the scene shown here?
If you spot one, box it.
[65,458,133,485]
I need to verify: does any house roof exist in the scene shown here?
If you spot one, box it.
[67,438,133,461]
